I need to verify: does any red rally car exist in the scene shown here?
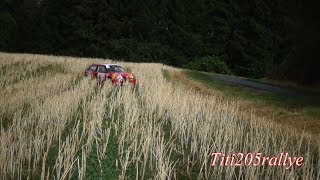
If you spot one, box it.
[84,64,136,86]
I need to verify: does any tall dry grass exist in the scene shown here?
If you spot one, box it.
[0,52,319,179]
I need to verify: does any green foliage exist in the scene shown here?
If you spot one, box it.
[0,12,16,49]
[1,0,319,84]
[184,55,231,74]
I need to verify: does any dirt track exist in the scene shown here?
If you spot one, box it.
[212,74,298,96]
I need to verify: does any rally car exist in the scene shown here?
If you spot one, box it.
[84,64,136,86]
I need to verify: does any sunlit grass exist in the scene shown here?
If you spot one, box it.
[0,52,319,179]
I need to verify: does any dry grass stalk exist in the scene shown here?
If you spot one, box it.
[0,52,319,179]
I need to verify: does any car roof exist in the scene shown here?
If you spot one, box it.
[92,64,120,68]
[103,64,120,68]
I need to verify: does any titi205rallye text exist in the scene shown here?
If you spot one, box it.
[84,64,136,86]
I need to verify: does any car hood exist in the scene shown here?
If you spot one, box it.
[110,72,133,78]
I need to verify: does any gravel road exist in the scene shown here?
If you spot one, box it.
[212,74,298,96]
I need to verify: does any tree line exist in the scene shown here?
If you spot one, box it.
[1,0,319,85]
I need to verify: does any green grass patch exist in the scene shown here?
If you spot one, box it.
[185,70,320,118]
[85,88,122,179]
[85,129,119,179]
[161,69,171,81]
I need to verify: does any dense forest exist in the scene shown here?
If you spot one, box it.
[1,0,319,85]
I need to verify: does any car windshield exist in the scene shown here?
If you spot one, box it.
[109,65,125,72]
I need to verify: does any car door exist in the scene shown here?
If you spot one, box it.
[87,65,98,79]
[97,65,108,81]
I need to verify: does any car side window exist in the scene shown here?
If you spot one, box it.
[88,65,97,72]
[97,66,108,73]
[108,66,115,71]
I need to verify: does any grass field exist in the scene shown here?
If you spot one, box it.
[182,70,320,135]
[1,52,319,179]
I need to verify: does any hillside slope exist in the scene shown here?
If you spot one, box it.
[0,52,319,179]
